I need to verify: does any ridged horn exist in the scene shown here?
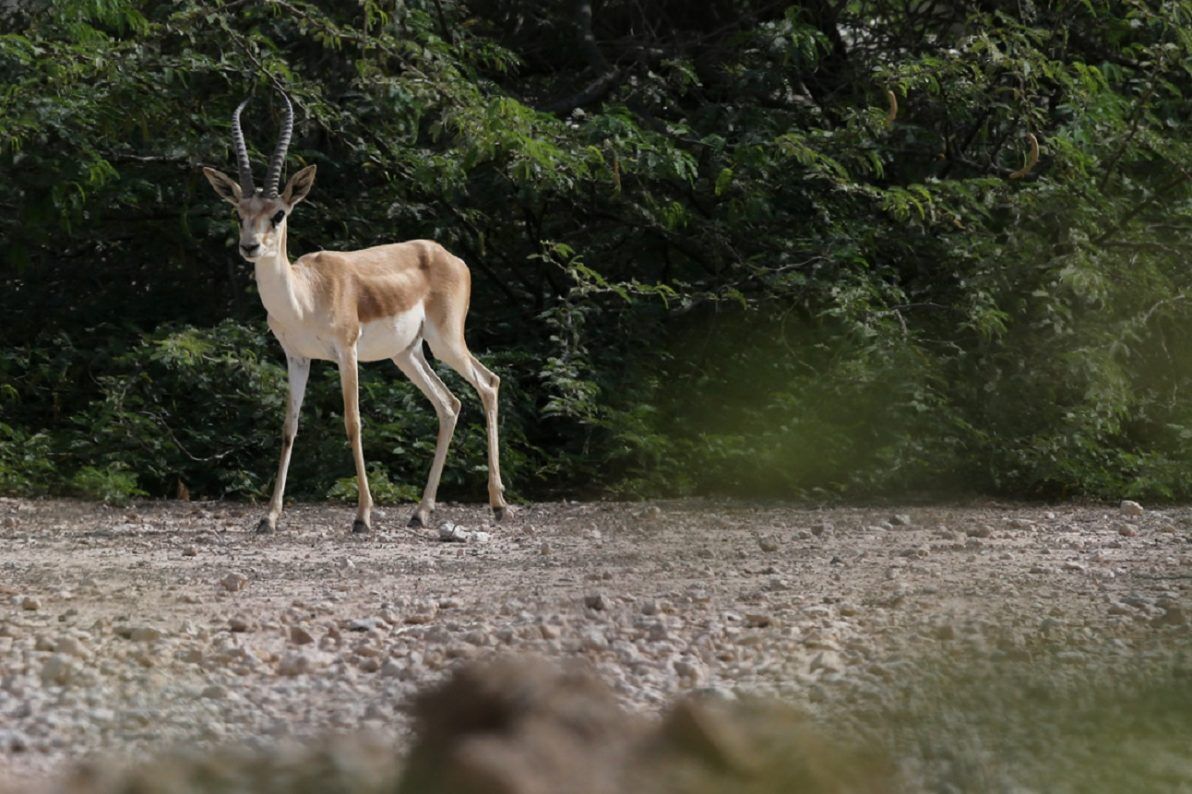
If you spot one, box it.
[231,97,256,195]
[264,91,294,198]
[1009,133,1040,180]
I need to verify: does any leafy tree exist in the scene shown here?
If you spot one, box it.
[1,0,1189,501]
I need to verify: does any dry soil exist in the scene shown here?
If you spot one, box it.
[1,498,1189,790]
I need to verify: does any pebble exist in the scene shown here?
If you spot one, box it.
[644,621,669,642]
[810,651,842,674]
[289,626,315,645]
[228,616,251,633]
[54,636,89,659]
[757,536,779,553]
[1,730,28,753]
[129,627,163,643]
[219,573,249,593]
[40,654,78,687]
[581,629,609,651]
[1151,606,1186,627]
[584,593,609,611]
[438,523,469,542]
[1119,500,1144,518]
[21,596,40,611]
[965,525,993,539]
[933,624,956,640]
[278,652,311,676]
[890,514,912,527]
[673,657,707,684]
[463,629,490,646]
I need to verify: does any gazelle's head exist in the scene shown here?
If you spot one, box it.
[203,92,316,262]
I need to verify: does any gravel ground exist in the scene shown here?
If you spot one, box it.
[1,497,1189,790]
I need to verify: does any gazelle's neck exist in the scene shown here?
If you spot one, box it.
[253,223,307,322]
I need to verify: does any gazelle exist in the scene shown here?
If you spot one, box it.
[203,91,507,534]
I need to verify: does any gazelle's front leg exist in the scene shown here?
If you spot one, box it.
[338,345,373,533]
[258,355,311,533]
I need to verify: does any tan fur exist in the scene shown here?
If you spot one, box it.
[203,164,507,533]
[296,241,462,328]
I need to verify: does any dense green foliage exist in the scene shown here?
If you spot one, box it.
[1,0,1189,503]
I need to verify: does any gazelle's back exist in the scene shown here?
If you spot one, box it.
[295,240,469,334]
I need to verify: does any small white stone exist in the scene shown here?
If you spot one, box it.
[809,651,842,674]
[40,654,78,687]
[1119,500,1144,518]
[581,629,609,651]
[438,523,470,542]
[277,652,311,677]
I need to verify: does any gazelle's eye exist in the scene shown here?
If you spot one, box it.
[271,210,286,226]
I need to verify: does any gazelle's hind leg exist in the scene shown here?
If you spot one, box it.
[425,330,508,520]
[393,338,461,529]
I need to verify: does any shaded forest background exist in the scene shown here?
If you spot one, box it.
[1,0,1189,504]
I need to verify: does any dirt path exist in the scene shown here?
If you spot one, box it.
[1,498,1189,789]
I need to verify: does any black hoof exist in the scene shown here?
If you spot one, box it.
[407,514,426,529]
[351,519,370,534]
[492,506,507,522]
[255,519,275,534]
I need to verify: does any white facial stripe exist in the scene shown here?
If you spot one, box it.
[236,199,288,256]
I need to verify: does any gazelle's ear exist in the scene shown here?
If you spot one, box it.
[282,164,317,206]
[203,167,242,205]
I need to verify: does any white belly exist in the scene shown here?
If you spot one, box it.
[357,307,425,361]
[269,306,424,363]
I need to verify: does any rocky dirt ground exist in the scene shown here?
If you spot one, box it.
[0,498,1189,791]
